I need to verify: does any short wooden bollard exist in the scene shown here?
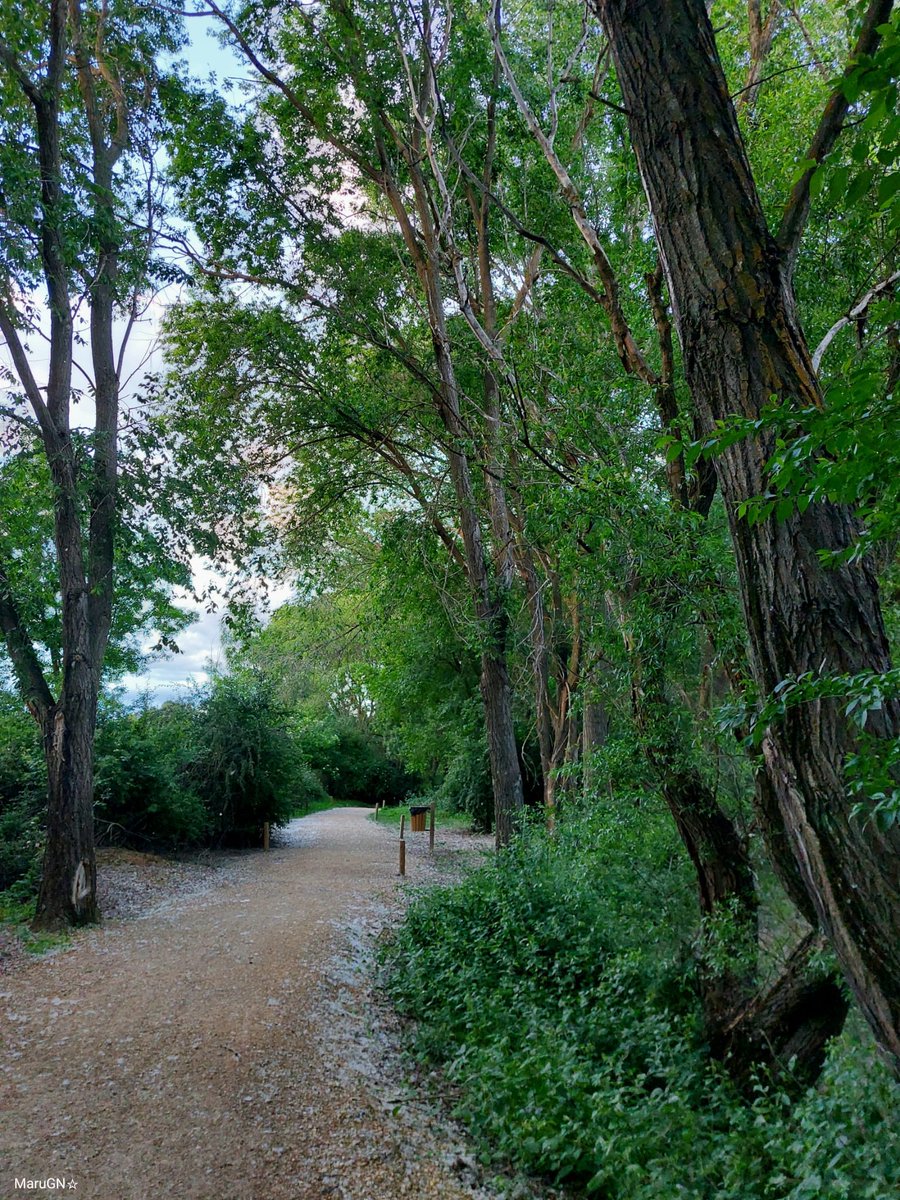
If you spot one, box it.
[399,813,406,876]
[373,803,378,821]
[263,822,270,851]
[429,801,436,853]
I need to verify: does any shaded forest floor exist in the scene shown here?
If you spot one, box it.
[0,808,565,1199]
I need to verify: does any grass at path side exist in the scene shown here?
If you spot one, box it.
[369,804,472,831]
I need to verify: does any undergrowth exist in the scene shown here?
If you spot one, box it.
[0,894,70,955]
[369,803,472,830]
[381,802,899,1198]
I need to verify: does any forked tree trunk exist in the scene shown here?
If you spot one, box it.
[599,0,900,1070]
[723,932,849,1090]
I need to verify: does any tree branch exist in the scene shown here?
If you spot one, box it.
[199,0,383,185]
[488,7,658,385]
[777,0,895,272]
[0,295,61,452]
[738,0,782,115]
[812,268,900,371]
[0,36,44,108]
[0,558,55,717]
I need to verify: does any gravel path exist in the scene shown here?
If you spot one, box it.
[1,808,555,1200]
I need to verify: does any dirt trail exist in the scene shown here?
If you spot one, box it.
[0,808,496,1200]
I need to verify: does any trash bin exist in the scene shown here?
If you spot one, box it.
[409,804,429,832]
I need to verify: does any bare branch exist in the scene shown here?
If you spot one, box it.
[571,43,610,153]
[812,269,900,371]
[0,295,61,450]
[738,0,782,114]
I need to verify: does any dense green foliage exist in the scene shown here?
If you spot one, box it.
[184,675,299,844]
[384,805,899,1197]
[0,693,45,895]
[93,700,210,850]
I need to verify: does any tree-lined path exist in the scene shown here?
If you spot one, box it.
[1,810,493,1200]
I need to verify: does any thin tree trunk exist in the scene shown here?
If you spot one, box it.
[372,26,526,847]
[380,155,525,845]
[515,541,555,814]
[599,0,900,1070]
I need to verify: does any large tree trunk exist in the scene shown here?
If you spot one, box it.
[35,697,99,928]
[33,489,102,928]
[599,0,900,1070]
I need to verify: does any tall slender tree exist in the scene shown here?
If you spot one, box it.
[0,0,179,926]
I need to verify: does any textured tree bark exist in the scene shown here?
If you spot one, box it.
[723,932,849,1089]
[599,0,900,1071]
[35,699,100,928]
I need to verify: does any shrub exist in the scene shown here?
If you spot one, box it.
[293,761,330,812]
[187,674,299,843]
[0,795,44,898]
[0,692,46,896]
[94,701,209,849]
[435,742,493,832]
[382,803,899,1197]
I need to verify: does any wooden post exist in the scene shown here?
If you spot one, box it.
[263,822,270,851]
[374,804,378,821]
[399,814,406,876]
[429,802,436,853]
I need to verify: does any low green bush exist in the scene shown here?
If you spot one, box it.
[0,795,44,898]
[382,803,899,1198]
[0,692,46,896]
[94,701,209,849]
[434,742,493,832]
